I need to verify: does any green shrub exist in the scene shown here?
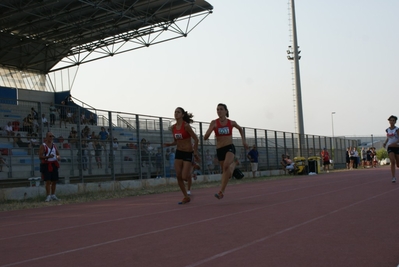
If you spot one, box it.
[376,148,388,160]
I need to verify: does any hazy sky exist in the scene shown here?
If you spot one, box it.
[70,0,398,137]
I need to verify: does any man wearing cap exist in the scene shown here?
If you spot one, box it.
[321,148,330,173]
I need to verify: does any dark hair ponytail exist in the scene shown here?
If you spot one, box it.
[177,107,194,124]
[217,103,229,117]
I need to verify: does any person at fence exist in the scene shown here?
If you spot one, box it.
[77,140,88,171]
[348,146,356,169]
[22,114,34,134]
[366,147,372,167]
[170,149,176,176]
[39,132,61,202]
[163,107,199,204]
[31,107,39,120]
[247,145,259,178]
[140,138,150,167]
[361,147,366,167]
[284,155,296,173]
[94,139,103,168]
[5,121,15,141]
[372,147,378,168]
[0,155,9,172]
[66,108,74,124]
[13,133,29,148]
[345,147,350,169]
[321,148,330,173]
[205,149,213,174]
[81,125,91,139]
[41,113,49,129]
[98,127,109,148]
[80,112,88,125]
[108,138,118,168]
[280,154,288,170]
[29,133,40,149]
[155,147,163,178]
[89,113,96,125]
[68,127,78,148]
[353,147,359,169]
[49,102,57,127]
[59,101,68,128]
[383,115,399,183]
[204,103,248,200]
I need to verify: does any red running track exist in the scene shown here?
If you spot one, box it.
[1,167,399,267]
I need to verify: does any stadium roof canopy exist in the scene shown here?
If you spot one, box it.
[0,0,213,74]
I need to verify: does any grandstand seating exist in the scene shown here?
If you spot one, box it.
[0,98,179,181]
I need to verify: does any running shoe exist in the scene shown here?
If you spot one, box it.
[178,197,191,205]
[392,177,396,183]
[51,195,60,201]
[214,191,224,200]
[45,195,52,202]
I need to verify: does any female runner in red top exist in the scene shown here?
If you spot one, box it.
[204,103,248,199]
[164,107,199,204]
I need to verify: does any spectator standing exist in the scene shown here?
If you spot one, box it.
[361,147,366,167]
[31,107,39,120]
[89,113,96,125]
[39,132,61,202]
[169,148,175,177]
[204,103,248,200]
[94,139,103,169]
[383,115,399,183]
[164,107,199,203]
[0,156,9,172]
[353,147,359,169]
[49,102,57,127]
[367,149,373,167]
[22,114,34,134]
[140,138,150,167]
[155,147,163,178]
[345,147,350,169]
[59,101,68,128]
[5,122,15,141]
[372,147,378,168]
[247,145,259,177]
[349,147,355,169]
[205,149,213,174]
[41,113,49,131]
[68,127,78,148]
[77,140,88,171]
[109,138,118,168]
[98,127,109,148]
[321,148,330,173]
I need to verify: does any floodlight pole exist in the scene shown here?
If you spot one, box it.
[289,0,305,155]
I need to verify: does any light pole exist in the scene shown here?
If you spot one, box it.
[331,112,336,162]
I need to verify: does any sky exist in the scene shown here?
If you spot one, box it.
[69,0,398,138]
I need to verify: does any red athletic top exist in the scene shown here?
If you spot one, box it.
[173,123,191,140]
[214,119,233,137]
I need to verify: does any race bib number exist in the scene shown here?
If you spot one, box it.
[174,133,183,139]
[218,127,230,135]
